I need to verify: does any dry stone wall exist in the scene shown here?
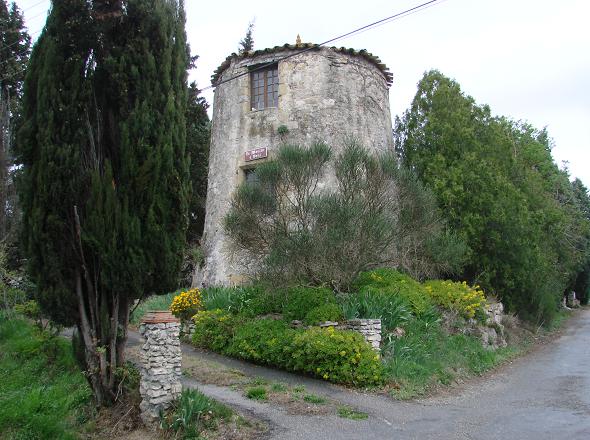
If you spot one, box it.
[341,319,382,351]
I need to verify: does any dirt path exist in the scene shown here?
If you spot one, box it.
[128,308,590,439]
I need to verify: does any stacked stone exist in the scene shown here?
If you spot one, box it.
[466,301,507,350]
[139,311,182,425]
[180,320,196,340]
[485,302,504,326]
[342,319,382,351]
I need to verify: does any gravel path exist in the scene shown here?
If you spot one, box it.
[128,308,590,439]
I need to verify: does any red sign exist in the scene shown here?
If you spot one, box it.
[245,147,268,162]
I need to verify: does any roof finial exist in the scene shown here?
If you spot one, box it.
[295,34,302,46]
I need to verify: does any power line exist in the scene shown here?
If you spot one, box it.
[1,0,447,84]
[16,0,48,14]
[204,0,446,91]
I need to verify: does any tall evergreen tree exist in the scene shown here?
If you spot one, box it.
[394,70,590,323]
[17,0,190,406]
[0,1,30,245]
[186,81,210,242]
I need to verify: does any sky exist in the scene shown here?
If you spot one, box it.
[13,0,590,187]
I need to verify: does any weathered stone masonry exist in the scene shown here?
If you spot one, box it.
[139,311,182,424]
[199,43,394,286]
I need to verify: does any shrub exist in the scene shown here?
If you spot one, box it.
[192,309,237,352]
[226,319,294,365]
[238,285,285,317]
[224,142,463,289]
[192,315,382,387]
[286,326,383,387]
[353,269,433,316]
[304,303,343,324]
[13,299,41,321]
[339,290,412,331]
[282,286,336,321]
[170,288,204,321]
[424,280,487,320]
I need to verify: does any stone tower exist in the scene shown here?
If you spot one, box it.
[200,43,394,286]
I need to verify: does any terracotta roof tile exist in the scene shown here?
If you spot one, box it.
[211,43,393,87]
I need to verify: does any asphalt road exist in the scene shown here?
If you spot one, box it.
[130,308,590,439]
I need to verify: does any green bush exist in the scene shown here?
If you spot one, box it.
[226,319,294,365]
[192,314,382,387]
[424,280,487,320]
[353,269,433,316]
[304,303,343,324]
[13,300,41,321]
[286,326,383,386]
[239,285,285,317]
[192,309,238,352]
[282,286,336,321]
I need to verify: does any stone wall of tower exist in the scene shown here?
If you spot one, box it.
[200,46,393,286]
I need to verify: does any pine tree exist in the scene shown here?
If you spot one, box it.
[17,0,190,406]
[0,1,30,245]
[238,20,255,54]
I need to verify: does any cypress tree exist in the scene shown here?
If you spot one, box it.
[17,0,190,406]
[0,0,30,245]
[186,81,210,243]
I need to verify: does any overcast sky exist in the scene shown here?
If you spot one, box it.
[15,0,590,187]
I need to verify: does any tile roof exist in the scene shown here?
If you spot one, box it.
[211,43,393,87]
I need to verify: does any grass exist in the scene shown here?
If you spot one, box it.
[245,386,268,400]
[0,313,93,439]
[129,290,180,325]
[270,382,288,392]
[161,388,233,438]
[382,319,518,399]
[303,394,326,404]
[337,406,368,420]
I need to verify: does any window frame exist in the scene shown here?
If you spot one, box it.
[250,64,279,110]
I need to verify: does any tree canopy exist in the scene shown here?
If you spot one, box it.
[395,70,590,323]
[17,0,190,405]
[0,0,30,248]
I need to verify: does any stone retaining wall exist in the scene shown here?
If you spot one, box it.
[341,319,382,350]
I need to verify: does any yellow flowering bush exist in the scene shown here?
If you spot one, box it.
[353,269,433,316]
[170,288,203,321]
[192,309,237,351]
[191,315,383,387]
[423,280,487,320]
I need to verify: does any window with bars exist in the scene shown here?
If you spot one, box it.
[251,65,279,110]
